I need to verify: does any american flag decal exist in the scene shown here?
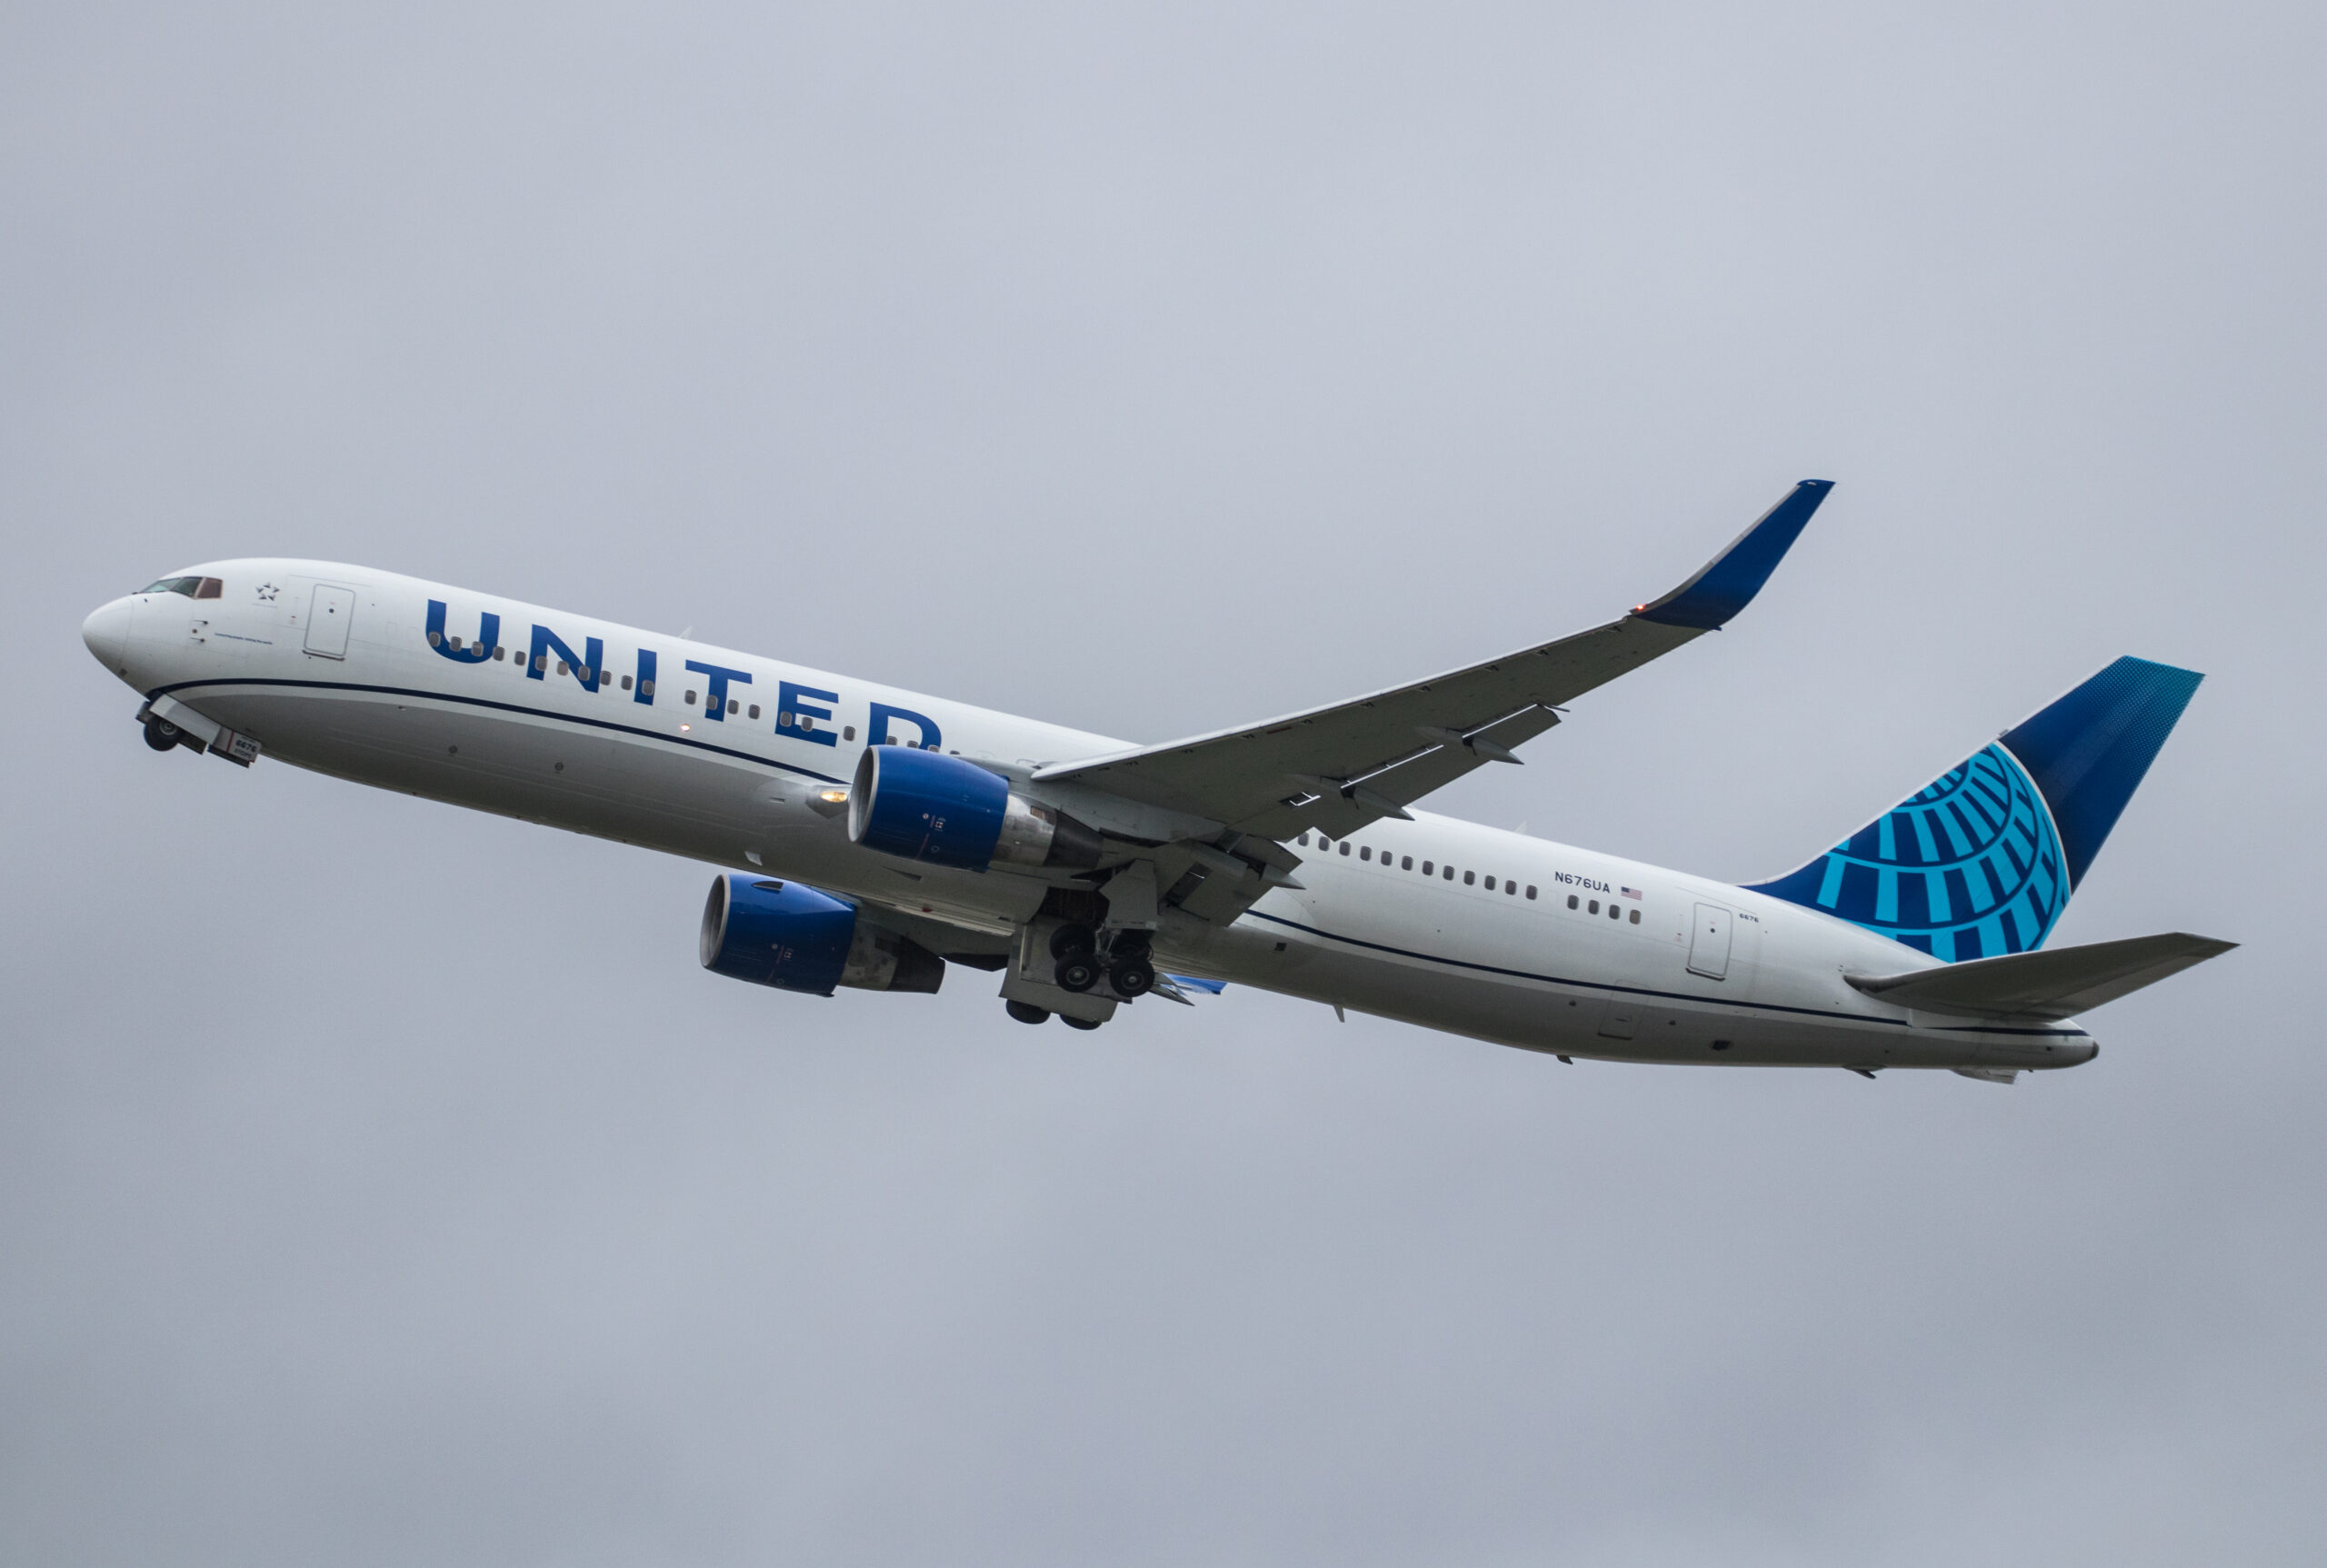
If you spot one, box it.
[1621,886,1643,900]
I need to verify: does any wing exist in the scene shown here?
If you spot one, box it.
[1034,480,1833,842]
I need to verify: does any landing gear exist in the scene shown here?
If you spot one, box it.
[143,715,185,752]
[1005,1000,1053,1025]
[1049,922,1100,991]
[1018,914,1157,1010]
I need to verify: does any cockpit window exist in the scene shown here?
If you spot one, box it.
[140,575,223,598]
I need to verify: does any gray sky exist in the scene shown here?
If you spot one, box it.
[5,3,2322,1563]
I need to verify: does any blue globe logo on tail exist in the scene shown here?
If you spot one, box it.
[1747,744,2065,960]
[1744,656,2204,961]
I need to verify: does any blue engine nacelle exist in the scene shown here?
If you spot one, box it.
[699,874,945,995]
[846,744,1104,872]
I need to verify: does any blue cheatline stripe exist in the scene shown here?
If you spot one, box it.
[1239,911,2086,1040]
[147,676,849,786]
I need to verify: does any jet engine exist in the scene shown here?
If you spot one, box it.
[699,874,944,995]
[846,745,1104,872]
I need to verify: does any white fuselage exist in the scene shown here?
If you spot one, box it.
[83,561,2099,1074]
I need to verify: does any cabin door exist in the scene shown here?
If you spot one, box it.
[1687,903,1733,981]
[305,585,355,659]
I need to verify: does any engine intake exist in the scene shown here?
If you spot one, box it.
[699,874,944,995]
[847,745,1103,872]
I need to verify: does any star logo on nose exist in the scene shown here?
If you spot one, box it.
[255,583,279,601]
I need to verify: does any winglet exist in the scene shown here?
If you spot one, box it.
[1633,479,1833,630]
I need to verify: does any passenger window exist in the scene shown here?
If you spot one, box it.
[1463,871,1474,885]
[1402,855,1413,870]
[747,704,761,719]
[1526,885,1537,900]
[1567,894,1579,909]
[1629,909,1641,924]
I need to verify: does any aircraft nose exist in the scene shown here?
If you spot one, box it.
[82,597,133,670]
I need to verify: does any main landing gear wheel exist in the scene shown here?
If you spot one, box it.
[1005,1001,1052,1025]
[1108,957,1155,998]
[1060,1015,1104,1032]
[143,716,184,753]
[1054,955,1100,993]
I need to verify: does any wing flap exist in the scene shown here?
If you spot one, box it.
[1847,933,2235,1021]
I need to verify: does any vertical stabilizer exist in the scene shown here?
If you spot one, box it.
[1996,656,2204,890]
[1744,657,2202,961]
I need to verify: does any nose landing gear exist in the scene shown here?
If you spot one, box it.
[133,697,261,766]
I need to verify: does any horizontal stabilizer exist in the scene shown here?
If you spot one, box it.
[1847,932,2234,1021]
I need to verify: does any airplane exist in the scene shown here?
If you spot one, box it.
[79,481,2232,1082]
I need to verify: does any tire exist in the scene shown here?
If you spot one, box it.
[143,717,183,753]
[1004,1000,1052,1025]
[1060,1015,1104,1032]
[1049,924,1096,961]
[1054,956,1099,994]
[1108,958,1155,998]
